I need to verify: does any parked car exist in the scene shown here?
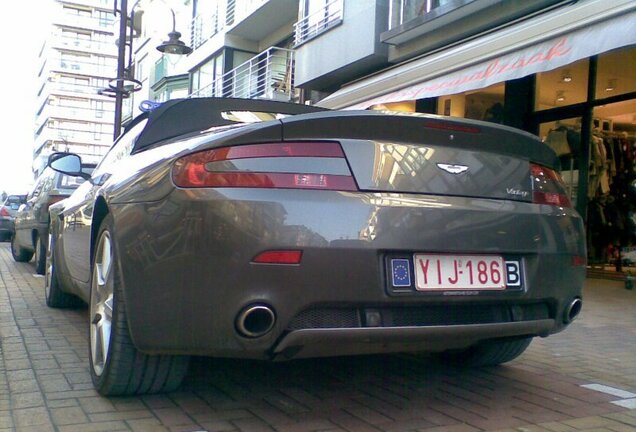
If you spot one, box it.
[11,165,94,274]
[0,194,27,241]
[44,97,586,396]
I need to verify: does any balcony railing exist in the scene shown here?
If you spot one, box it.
[189,47,296,102]
[293,0,343,46]
[46,58,117,78]
[36,105,115,131]
[190,0,267,50]
[36,82,114,117]
[51,34,117,55]
[35,127,112,155]
[53,11,115,32]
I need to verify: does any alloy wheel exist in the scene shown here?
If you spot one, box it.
[90,231,114,377]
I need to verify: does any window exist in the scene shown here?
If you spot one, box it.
[595,46,636,99]
[191,52,224,97]
[535,58,589,111]
[389,0,455,29]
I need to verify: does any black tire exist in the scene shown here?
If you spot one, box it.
[11,235,33,262]
[34,233,46,275]
[45,232,79,308]
[439,337,533,367]
[89,214,190,396]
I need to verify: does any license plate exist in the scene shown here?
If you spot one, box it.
[413,254,520,290]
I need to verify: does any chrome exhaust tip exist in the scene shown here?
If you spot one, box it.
[236,305,276,338]
[564,298,582,324]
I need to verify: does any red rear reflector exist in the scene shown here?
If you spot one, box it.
[532,191,571,207]
[0,207,10,217]
[252,250,302,264]
[572,256,587,267]
[173,142,357,191]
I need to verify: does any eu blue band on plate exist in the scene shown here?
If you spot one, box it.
[391,258,411,287]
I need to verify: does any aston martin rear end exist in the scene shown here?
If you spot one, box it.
[45,98,585,395]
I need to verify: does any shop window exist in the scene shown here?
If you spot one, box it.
[370,101,416,112]
[535,58,589,111]
[539,118,582,201]
[595,46,636,100]
[588,102,636,267]
[436,83,504,123]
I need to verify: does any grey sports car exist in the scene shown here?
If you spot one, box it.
[45,97,586,396]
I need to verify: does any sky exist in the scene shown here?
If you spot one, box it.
[0,2,51,195]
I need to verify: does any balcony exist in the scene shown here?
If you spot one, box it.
[293,0,344,46]
[34,127,112,156]
[190,0,268,50]
[36,104,114,132]
[52,11,115,32]
[381,0,566,58]
[46,57,117,79]
[189,47,296,102]
[50,34,118,56]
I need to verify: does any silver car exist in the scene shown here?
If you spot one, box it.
[44,98,586,396]
[0,194,26,241]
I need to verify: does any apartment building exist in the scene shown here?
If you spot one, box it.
[34,0,118,175]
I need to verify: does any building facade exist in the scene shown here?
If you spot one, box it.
[34,0,118,176]
[302,0,636,269]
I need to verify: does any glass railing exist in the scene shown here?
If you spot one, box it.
[293,0,343,45]
[189,47,296,102]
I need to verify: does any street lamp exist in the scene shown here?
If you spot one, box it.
[107,0,192,140]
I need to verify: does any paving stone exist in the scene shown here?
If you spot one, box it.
[2,244,636,432]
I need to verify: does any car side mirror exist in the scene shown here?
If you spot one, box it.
[48,152,91,180]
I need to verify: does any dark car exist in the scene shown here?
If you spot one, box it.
[44,98,586,396]
[11,165,94,274]
[0,194,27,241]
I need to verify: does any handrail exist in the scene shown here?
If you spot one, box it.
[293,0,343,45]
[188,47,296,102]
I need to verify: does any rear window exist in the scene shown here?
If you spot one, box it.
[57,167,95,190]
[4,195,26,210]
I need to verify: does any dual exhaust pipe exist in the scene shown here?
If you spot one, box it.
[564,297,582,324]
[236,298,583,337]
[236,304,276,338]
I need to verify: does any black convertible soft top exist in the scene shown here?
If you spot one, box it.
[127,97,326,153]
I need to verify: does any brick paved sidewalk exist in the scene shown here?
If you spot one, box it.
[1,242,635,432]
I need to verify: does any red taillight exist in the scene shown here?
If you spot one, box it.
[0,207,10,217]
[530,164,572,207]
[173,142,358,191]
[252,250,303,264]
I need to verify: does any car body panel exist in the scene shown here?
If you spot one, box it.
[13,168,93,254]
[0,195,26,239]
[47,98,585,362]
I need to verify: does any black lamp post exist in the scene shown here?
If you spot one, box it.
[109,0,192,140]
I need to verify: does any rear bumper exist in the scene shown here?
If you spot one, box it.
[272,320,555,360]
[0,218,14,236]
[111,188,586,358]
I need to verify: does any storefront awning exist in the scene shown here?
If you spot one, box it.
[318,0,636,110]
